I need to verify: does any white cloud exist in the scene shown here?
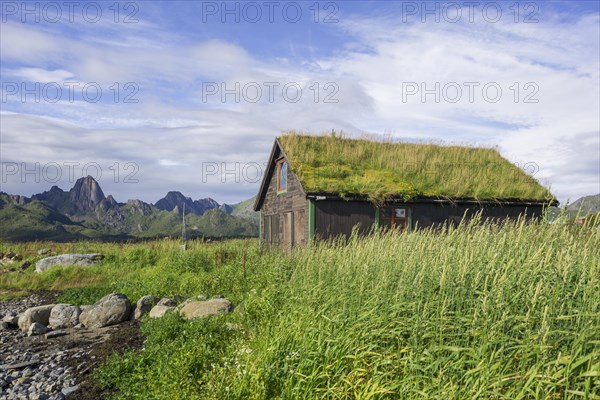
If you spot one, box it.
[1,5,598,204]
[4,68,75,83]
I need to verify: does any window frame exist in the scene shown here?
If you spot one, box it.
[276,158,288,195]
[378,206,412,232]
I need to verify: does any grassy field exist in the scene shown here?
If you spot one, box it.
[1,218,598,399]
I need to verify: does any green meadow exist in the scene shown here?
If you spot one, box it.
[1,218,598,399]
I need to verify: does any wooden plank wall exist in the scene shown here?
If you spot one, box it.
[314,201,376,241]
[410,203,544,229]
[312,200,545,241]
[261,153,308,247]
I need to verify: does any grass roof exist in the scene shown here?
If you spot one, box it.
[278,133,554,203]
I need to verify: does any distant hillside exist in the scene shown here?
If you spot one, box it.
[0,200,83,242]
[230,197,259,223]
[0,177,258,242]
[547,193,600,222]
[567,194,600,215]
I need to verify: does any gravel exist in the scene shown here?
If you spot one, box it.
[0,292,144,400]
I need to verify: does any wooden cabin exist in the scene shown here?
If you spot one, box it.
[253,134,557,248]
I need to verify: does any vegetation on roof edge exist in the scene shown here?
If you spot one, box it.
[278,132,555,204]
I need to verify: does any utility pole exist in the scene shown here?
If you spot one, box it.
[181,203,187,250]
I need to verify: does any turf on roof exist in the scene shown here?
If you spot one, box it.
[278,134,554,203]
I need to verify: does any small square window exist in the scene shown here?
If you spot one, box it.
[277,159,288,194]
[379,207,410,232]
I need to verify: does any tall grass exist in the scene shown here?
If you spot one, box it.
[241,219,599,399]
[1,220,598,399]
[279,133,554,201]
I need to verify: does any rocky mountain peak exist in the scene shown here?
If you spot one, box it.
[105,195,118,207]
[197,198,220,209]
[69,176,106,214]
[154,192,220,215]
[125,199,153,216]
[155,191,190,211]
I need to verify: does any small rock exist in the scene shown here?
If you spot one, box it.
[61,385,79,396]
[179,298,233,320]
[156,297,178,307]
[37,248,52,255]
[46,330,68,339]
[28,322,49,336]
[18,305,55,332]
[20,261,31,270]
[12,376,29,385]
[148,305,176,318]
[134,295,159,319]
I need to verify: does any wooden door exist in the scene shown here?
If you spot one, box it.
[282,212,294,249]
[294,209,306,245]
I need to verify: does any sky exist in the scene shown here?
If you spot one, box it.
[0,0,599,205]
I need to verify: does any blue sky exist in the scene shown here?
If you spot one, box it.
[1,0,599,205]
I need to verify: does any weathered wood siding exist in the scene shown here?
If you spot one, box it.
[312,199,544,241]
[260,151,308,247]
[409,203,543,229]
[314,201,376,240]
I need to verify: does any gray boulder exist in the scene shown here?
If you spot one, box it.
[49,304,81,329]
[148,305,176,318]
[179,298,233,320]
[28,322,49,336]
[35,254,104,273]
[133,295,159,319]
[79,293,131,328]
[18,305,55,332]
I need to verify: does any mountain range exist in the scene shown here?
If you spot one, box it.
[0,176,258,241]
